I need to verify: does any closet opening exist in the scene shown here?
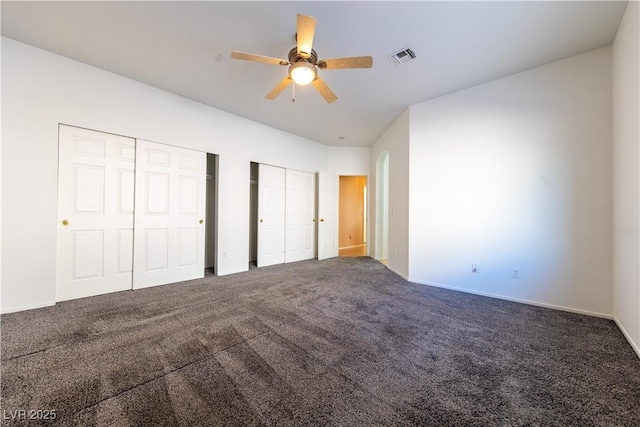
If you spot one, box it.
[249,163,315,268]
[205,153,219,275]
[249,162,259,269]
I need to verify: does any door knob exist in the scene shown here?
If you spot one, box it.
[320,219,325,222]
[260,219,263,223]
[199,219,204,224]
[61,219,69,226]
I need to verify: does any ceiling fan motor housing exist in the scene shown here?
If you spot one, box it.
[288,47,318,64]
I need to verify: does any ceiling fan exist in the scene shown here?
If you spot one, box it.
[231,14,373,103]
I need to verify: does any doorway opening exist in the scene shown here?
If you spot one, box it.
[205,153,219,275]
[376,152,389,263]
[338,175,367,257]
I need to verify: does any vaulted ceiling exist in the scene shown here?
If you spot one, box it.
[1,1,628,146]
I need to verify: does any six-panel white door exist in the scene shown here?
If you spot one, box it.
[285,169,316,263]
[317,171,339,260]
[57,125,136,301]
[133,140,206,289]
[258,164,286,267]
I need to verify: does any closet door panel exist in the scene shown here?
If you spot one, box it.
[258,164,286,267]
[286,169,316,263]
[301,171,317,260]
[134,140,206,289]
[317,171,339,260]
[57,125,135,301]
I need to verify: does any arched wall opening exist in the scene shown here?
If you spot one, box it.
[375,151,389,261]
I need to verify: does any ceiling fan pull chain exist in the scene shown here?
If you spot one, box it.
[292,82,296,102]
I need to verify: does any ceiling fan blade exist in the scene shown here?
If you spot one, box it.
[311,77,338,103]
[318,56,373,70]
[265,76,293,100]
[231,51,289,66]
[296,14,316,58]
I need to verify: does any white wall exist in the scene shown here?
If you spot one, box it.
[408,47,613,317]
[613,1,640,357]
[1,37,333,313]
[371,110,410,278]
[327,146,370,176]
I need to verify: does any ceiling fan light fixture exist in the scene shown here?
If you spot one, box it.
[289,62,316,85]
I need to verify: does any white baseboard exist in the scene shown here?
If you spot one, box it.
[1,301,55,315]
[614,317,640,359]
[386,265,409,281]
[408,278,613,320]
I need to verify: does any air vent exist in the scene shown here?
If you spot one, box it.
[388,47,417,66]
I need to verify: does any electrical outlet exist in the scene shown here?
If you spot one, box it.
[472,263,479,273]
[512,267,521,279]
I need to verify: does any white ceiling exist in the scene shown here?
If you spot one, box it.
[1,1,628,147]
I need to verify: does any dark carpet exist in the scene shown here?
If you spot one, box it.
[1,257,639,426]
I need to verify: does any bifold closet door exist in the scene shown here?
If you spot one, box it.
[57,125,136,301]
[133,139,206,289]
[258,164,286,267]
[285,169,316,263]
[317,171,339,260]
